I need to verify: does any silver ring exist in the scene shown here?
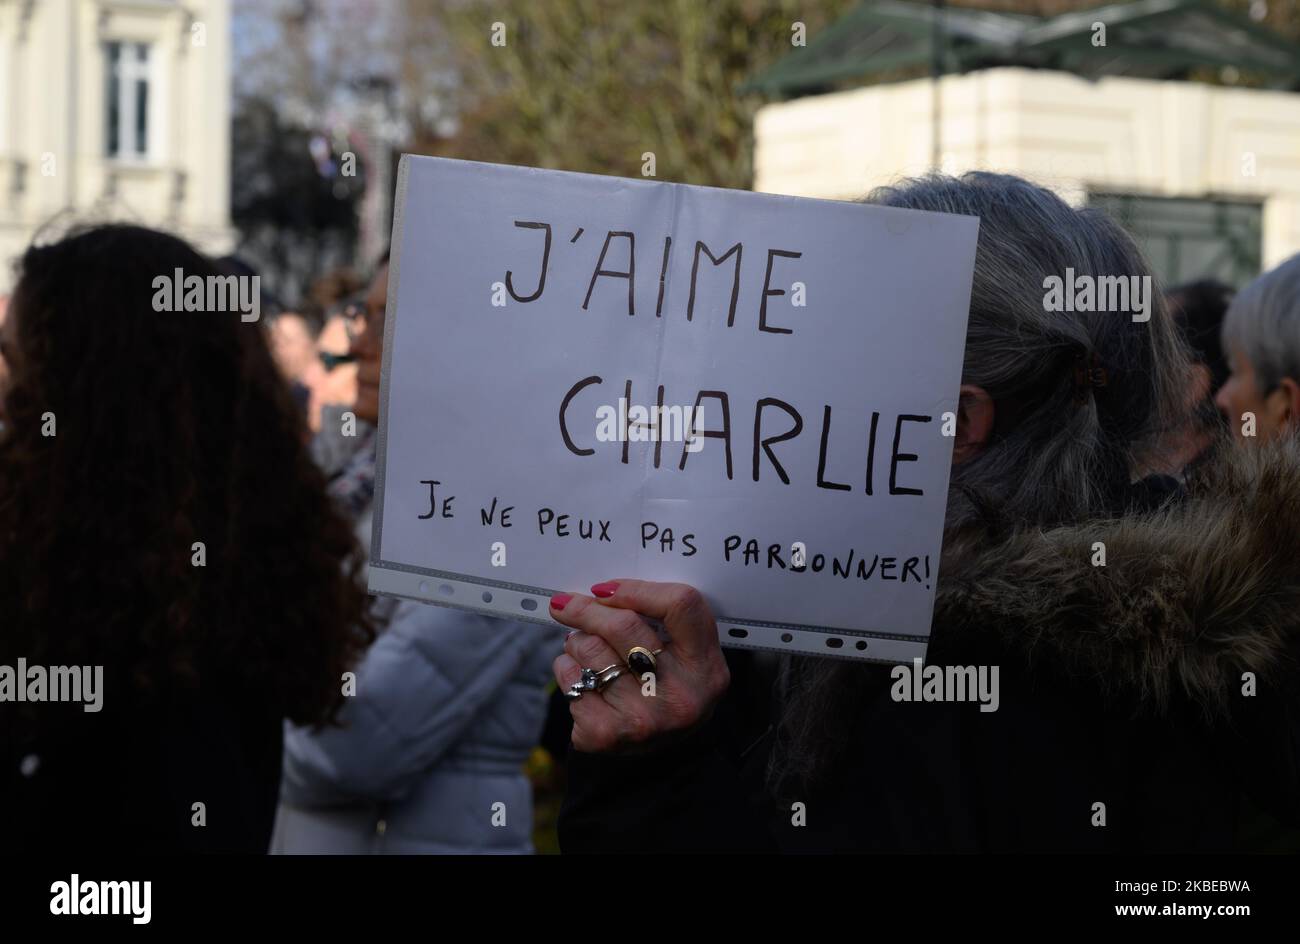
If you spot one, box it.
[564,664,625,701]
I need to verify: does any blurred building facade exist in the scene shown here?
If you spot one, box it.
[751,1,1300,287]
[0,0,234,291]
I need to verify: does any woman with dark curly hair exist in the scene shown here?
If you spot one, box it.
[0,225,374,852]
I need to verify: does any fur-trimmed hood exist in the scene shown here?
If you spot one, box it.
[932,436,1300,715]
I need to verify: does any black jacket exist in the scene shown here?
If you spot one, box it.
[560,445,1300,853]
[4,685,282,853]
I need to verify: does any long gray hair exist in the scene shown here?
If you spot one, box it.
[771,172,1195,792]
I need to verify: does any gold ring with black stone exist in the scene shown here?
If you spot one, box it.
[626,646,663,676]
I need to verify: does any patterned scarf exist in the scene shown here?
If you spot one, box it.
[326,426,378,519]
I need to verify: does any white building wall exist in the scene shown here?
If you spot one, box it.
[0,0,234,292]
[754,67,1300,269]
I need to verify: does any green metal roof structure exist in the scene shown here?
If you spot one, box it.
[746,0,1300,97]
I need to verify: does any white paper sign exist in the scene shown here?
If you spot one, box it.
[370,156,978,663]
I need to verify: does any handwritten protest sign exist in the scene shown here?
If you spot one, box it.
[370,156,978,662]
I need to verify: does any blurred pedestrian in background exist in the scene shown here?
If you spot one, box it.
[272,255,563,855]
[269,310,324,385]
[1139,279,1235,478]
[1167,279,1234,396]
[308,298,363,434]
[1216,255,1300,443]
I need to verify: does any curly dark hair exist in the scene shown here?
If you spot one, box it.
[0,225,373,727]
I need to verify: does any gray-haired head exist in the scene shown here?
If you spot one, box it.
[1222,253,1300,394]
[771,172,1195,793]
[869,171,1191,535]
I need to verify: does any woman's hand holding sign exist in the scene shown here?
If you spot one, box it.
[550,580,731,753]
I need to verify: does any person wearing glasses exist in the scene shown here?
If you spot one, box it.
[272,254,563,855]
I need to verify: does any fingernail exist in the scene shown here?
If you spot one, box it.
[550,593,573,611]
[565,630,578,640]
[590,582,619,598]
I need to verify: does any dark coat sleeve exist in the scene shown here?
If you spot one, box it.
[1216,682,1300,849]
[556,651,993,853]
[559,720,779,853]
[558,655,1133,854]
[559,650,781,853]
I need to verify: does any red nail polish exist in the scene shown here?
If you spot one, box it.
[591,582,619,598]
[550,593,573,611]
